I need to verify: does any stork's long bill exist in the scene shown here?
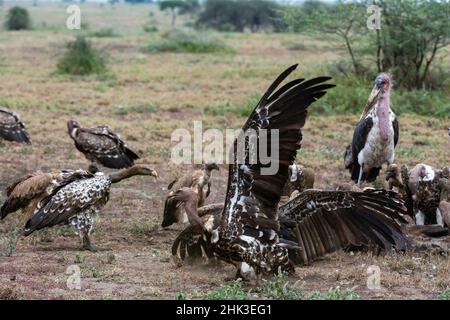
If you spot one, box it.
[360,73,392,140]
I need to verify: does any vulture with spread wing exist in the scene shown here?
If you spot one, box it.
[67,120,139,169]
[0,108,31,144]
[168,65,408,279]
[4,166,157,251]
[345,74,399,185]
[162,162,219,228]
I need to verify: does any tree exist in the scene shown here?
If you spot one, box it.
[283,0,450,89]
[197,0,281,32]
[5,6,31,31]
[159,0,199,28]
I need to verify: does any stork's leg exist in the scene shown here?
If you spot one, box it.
[436,208,444,227]
[415,210,425,226]
[357,164,364,186]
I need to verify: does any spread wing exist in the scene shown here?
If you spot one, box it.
[74,126,139,169]
[23,173,109,236]
[278,189,409,265]
[0,109,31,144]
[219,64,335,243]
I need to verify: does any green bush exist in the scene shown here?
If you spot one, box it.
[5,6,31,30]
[203,280,250,300]
[307,287,360,300]
[56,36,107,76]
[258,273,303,300]
[143,30,233,54]
[87,28,119,38]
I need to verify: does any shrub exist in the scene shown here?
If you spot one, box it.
[56,36,107,76]
[203,280,250,300]
[88,28,119,38]
[5,6,31,30]
[307,287,360,300]
[143,30,233,54]
[258,273,303,300]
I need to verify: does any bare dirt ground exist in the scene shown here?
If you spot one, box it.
[0,3,449,300]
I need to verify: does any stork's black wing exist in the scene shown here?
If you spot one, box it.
[278,189,409,265]
[348,117,378,182]
[393,117,399,147]
[219,65,335,244]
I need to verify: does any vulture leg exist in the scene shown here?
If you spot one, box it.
[415,210,425,226]
[70,209,108,252]
[436,208,444,227]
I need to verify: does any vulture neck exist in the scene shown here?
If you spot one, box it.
[376,88,391,140]
[108,167,150,184]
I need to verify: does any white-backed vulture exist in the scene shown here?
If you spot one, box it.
[67,120,139,169]
[0,108,31,144]
[5,166,157,251]
[162,163,219,228]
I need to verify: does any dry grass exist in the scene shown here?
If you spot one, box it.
[0,3,449,300]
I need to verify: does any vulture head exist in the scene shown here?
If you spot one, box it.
[67,119,81,138]
[204,162,220,173]
[166,188,204,232]
[108,165,158,183]
[385,164,400,181]
[360,73,392,120]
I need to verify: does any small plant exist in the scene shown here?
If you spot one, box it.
[5,6,31,30]
[176,291,187,300]
[88,28,119,38]
[143,30,233,54]
[56,36,107,76]
[0,228,21,257]
[258,273,303,300]
[438,288,450,300]
[0,285,20,300]
[307,287,360,300]
[203,280,250,300]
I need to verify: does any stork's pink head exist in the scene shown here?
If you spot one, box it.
[375,73,391,92]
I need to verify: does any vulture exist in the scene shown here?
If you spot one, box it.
[161,162,219,228]
[2,165,157,251]
[400,164,449,226]
[167,65,408,279]
[345,74,399,185]
[280,163,314,205]
[0,108,31,144]
[1,170,88,221]
[67,120,139,169]
[170,187,408,272]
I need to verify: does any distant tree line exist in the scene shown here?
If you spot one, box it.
[196,0,286,32]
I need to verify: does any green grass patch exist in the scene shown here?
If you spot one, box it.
[203,280,250,300]
[143,30,234,54]
[257,273,303,300]
[87,28,119,38]
[307,287,360,300]
[438,288,450,300]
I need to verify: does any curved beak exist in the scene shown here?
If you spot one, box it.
[360,84,382,120]
[151,170,158,179]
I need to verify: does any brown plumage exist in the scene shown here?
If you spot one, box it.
[0,108,31,144]
[1,170,88,221]
[162,163,219,228]
[4,166,157,251]
[171,188,409,267]
[67,120,139,169]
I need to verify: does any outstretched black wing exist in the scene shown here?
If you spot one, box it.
[0,109,31,144]
[219,65,335,245]
[278,189,409,265]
